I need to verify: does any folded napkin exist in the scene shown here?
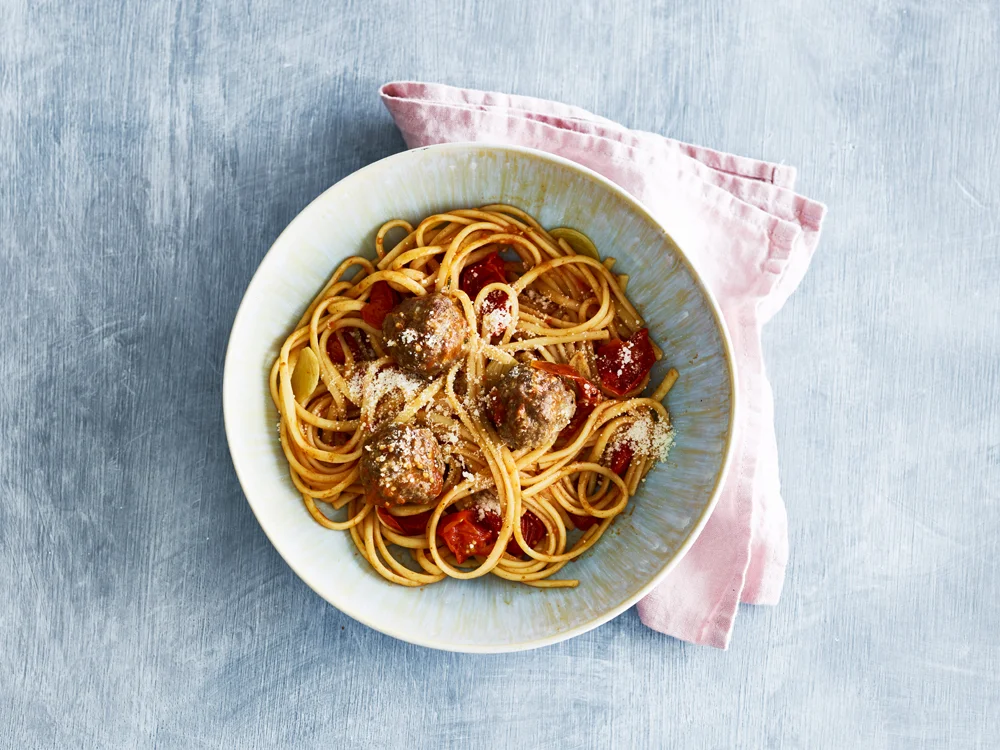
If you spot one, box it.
[380,82,827,649]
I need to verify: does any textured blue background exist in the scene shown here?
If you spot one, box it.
[2,1,998,747]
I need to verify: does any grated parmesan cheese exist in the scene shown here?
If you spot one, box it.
[608,413,675,463]
[475,493,501,520]
[482,304,512,336]
[615,340,636,377]
[349,363,423,409]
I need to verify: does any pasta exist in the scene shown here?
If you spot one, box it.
[269,205,678,588]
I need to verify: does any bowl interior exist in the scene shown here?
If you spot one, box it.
[224,144,735,651]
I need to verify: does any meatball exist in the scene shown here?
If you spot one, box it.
[382,293,469,376]
[360,424,445,507]
[485,364,575,451]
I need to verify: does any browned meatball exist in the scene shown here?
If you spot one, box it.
[485,364,575,451]
[382,293,469,376]
[360,424,445,507]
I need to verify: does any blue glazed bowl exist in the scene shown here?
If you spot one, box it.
[224,143,737,652]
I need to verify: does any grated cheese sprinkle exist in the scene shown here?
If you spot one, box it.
[608,413,675,462]
[615,340,635,377]
[482,304,512,336]
[475,493,501,520]
[349,364,423,409]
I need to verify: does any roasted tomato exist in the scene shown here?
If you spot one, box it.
[361,281,399,328]
[438,509,496,564]
[505,509,546,557]
[460,252,507,300]
[530,360,602,438]
[608,443,634,476]
[594,328,656,397]
[478,507,547,557]
[477,508,503,534]
[326,329,365,365]
[569,513,599,531]
[328,337,346,365]
[376,508,433,536]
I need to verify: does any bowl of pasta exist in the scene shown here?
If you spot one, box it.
[223,143,736,652]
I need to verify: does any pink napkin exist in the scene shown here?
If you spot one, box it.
[380,82,827,649]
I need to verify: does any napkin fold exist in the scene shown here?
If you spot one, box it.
[380,82,826,649]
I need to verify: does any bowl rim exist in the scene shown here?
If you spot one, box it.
[223,141,739,653]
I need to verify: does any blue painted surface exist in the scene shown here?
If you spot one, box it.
[2,1,998,747]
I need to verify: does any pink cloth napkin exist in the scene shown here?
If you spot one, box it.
[380,81,827,649]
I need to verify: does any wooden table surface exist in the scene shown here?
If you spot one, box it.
[3,1,998,747]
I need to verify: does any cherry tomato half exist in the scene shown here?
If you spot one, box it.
[438,509,496,564]
[460,252,507,301]
[569,513,599,531]
[361,281,399,328]
[376,508,433,536]
[326,329,364,365]
[480,289,509,323]
[478,507,547,557]
[505,509,546,557]
[609,443,634,477]
[594,328,656,397]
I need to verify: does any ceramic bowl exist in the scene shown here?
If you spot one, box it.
[223,143,736,652]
